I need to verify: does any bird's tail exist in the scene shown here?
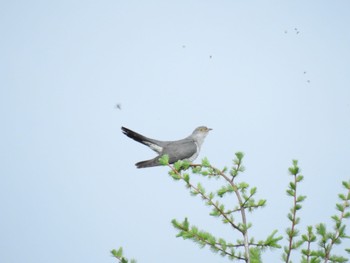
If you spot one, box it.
[121,126,162,150]
[135,157,161,168]
[121,127,149,144]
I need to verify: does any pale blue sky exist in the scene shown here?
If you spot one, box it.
[1,0,350,262]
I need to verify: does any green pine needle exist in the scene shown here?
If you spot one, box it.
[159,154,169,165]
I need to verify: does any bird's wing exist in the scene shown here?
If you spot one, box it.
[163,139,197,164]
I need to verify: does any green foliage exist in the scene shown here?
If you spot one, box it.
[159,154,169,165]
[167,153,280,262]
[283,166,350,263]
[201,157,211,167]
[250,247,262,263]
[111,247,136,263]
[230,152,245,178]
[217,184,235,197]
[111,247,123,258]
[313,179,350,262]
[113,157,350,263]
[173,159,191,171]
[283,160,306,262]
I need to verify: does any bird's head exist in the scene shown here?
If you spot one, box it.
[192,126,212,138]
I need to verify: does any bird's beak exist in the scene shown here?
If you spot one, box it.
[208,128,213,131]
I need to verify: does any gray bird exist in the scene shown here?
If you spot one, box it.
[121,126,212,168]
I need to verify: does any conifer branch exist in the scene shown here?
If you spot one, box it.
[283,160,306,262]
[112,156,349,263]
[315,180,350,263]
[168,164,242,233]
[168,153,274,263]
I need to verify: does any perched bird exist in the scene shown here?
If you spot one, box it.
[121,126,212,168]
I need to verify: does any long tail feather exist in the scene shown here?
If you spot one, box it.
[121,127,148,144]
[121,126,163,153]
